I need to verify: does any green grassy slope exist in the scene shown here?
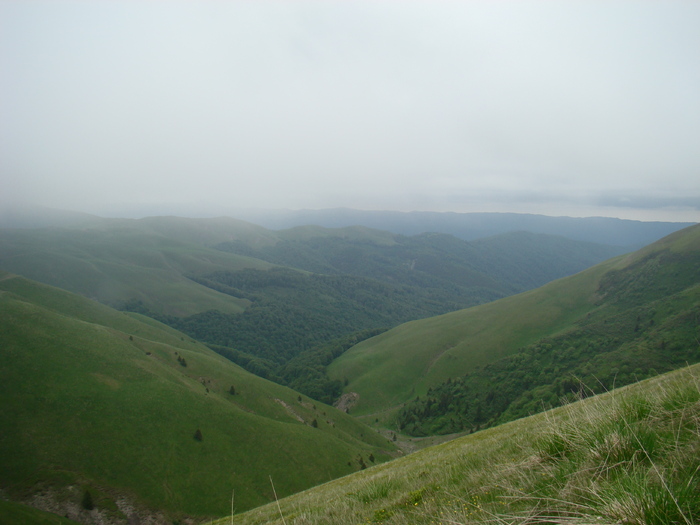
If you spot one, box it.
[328,224,700,417]
[220,363,700,525]
[0,226,272,316]
[0,272,395,522]
[0,500,79,525]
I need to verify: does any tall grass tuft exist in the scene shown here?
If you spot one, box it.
[515,371,700,524]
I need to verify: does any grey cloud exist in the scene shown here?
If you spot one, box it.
[1,1,698,222]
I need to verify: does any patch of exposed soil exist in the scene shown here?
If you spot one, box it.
[20,487,195,525]
[334,392,360,413]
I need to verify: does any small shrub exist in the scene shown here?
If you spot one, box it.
[373,508,393,522]
[193,429,203,441]
[81,490,94,510]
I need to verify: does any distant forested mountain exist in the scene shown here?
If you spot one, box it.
[237,208,694,248]
[215,226,626,292]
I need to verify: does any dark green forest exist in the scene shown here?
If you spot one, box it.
[204,329,386,403]
[181,267,469,360]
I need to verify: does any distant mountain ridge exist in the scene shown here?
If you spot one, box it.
[214,226,627,308]
[2,205,693,249]
[237,208,695,248]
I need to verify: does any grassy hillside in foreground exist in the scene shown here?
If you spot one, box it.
[328,224,700,417]
[219,364,700,525]
[0,272,395,523]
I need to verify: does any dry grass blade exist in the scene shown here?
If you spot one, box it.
[270,476,287,525]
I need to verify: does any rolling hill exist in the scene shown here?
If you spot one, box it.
[4,206,693,249]
[327,223,700,423]
[0,272,395,523]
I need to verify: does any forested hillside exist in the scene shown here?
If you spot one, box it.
[398,226,700,435]
[329,224,700,426]
[1,212,697,524]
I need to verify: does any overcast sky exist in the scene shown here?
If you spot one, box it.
[2,1,699,222]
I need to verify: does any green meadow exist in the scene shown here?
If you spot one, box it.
[0,216,627,409]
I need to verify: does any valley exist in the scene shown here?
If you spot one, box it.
[0,209,698,524]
